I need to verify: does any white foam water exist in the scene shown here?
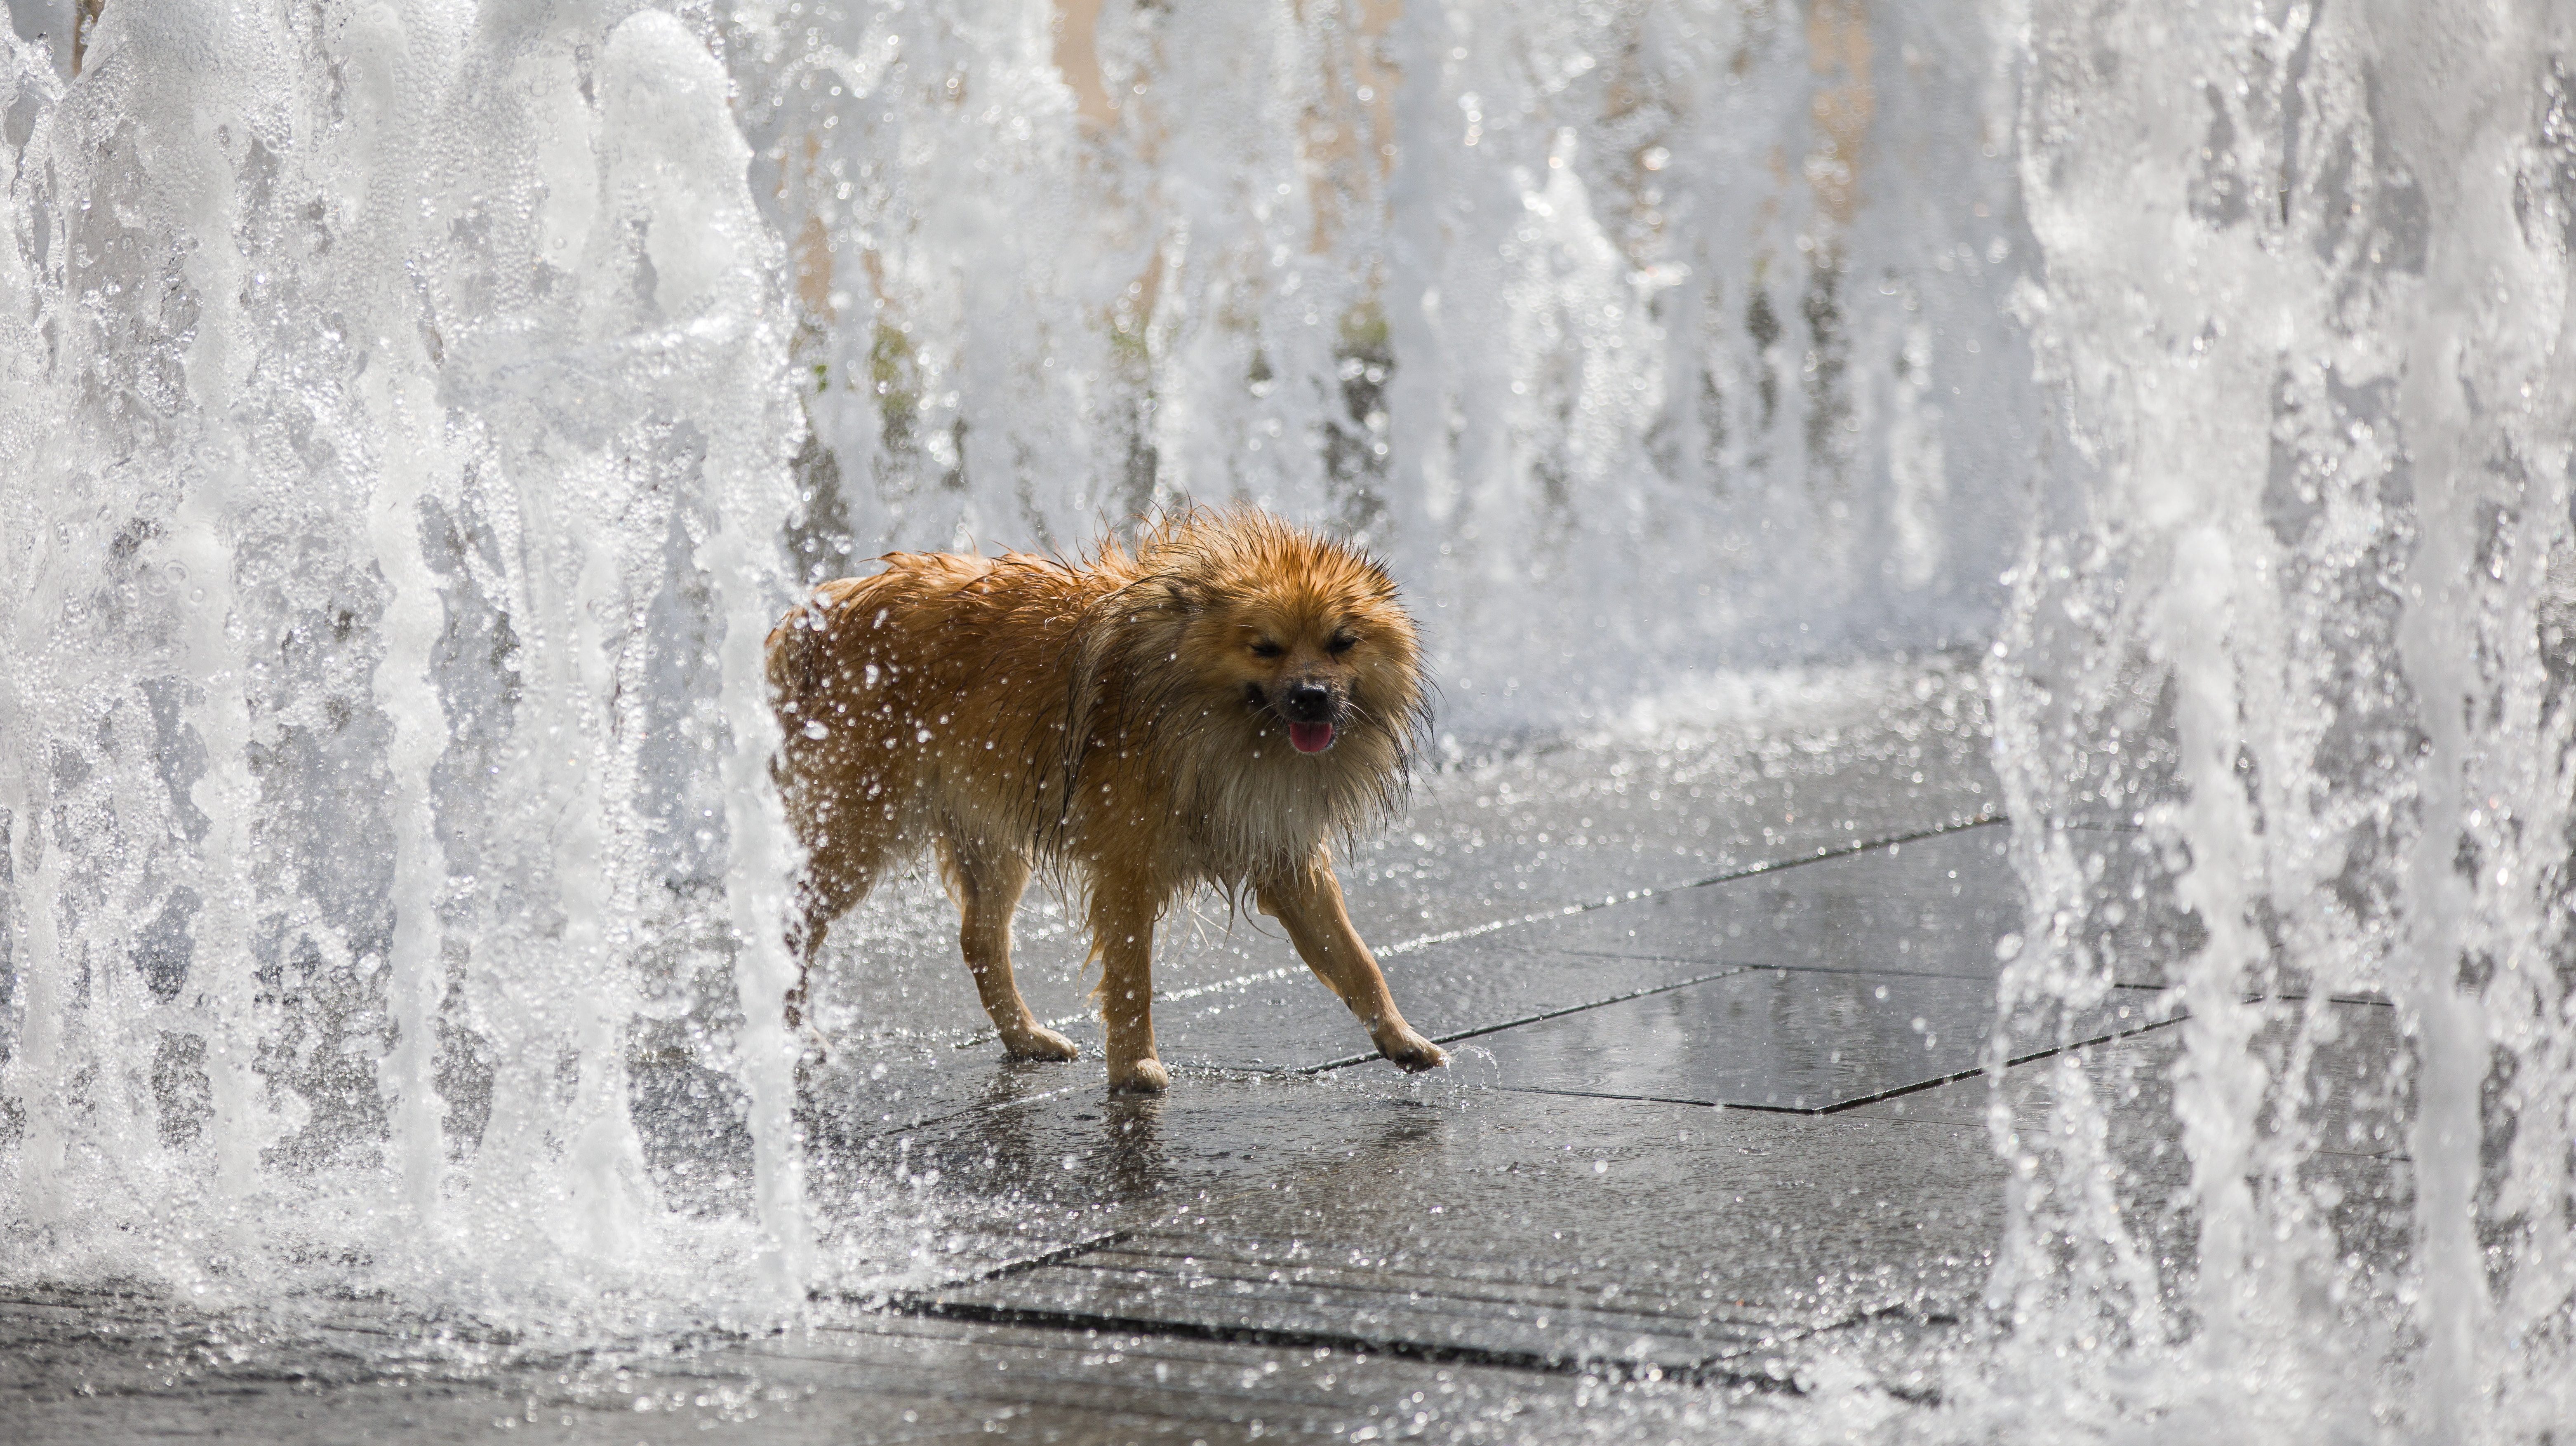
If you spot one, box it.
[0,0,2572,1434]
[0,3,816,1332]
[1983,0,2576,1434]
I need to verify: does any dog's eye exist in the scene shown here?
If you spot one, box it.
[1250,640,1286,659]
[1327,633,1357,655]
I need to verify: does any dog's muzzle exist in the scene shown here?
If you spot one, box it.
[1277,681,1340,753]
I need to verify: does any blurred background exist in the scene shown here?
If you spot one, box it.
[10,0,2035,734]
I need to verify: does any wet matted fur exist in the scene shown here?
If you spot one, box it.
[765,508,1447,1093]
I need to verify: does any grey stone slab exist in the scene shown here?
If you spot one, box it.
[808,1071,1513,1248]
[913,1227,1781,1378]
[795,1027,1116,1144]
[1164,942,1741,1075]
[1845,994,2407,1157]
[718,1306,1744,1444]
[778,809,2136,1135]
[1840,1012,2416,1292]
[0,1068,2000,1444]
[1461,966,2164,1112]
[1490,821,2021,980]
[792,924,1739,1139]
[788,822,2061,1138]
[2,1272,1751,1446]
[1411,815,2185,996]
[1327,653,2005,946]
[1036,820,2030,1080]
[725,1317,1700,1444]
[870,1074,2002,1390]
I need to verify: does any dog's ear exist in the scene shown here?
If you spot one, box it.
[1159,576,1206,614]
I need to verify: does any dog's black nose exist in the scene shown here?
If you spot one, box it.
[1281,682,1335,722]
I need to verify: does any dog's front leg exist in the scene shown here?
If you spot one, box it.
[1090,870,1171,1093]
[1256,852,1448,1072]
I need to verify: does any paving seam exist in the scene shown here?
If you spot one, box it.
[939,1231,1134,1288]
[857,1294,1817,1394]
[1484,1084,1819,1114]
[845,1214,1835,1394]
[683,1347,1357,1432]
[1287,966,1756,1073]
[1508,953,2171,988]
[1462,1014,2194,1115]
[1293,963,2157,1079]
[803,1306,1506,1382]
[736,1326,1381,1418]
[1813,1015,2193,1112]
[1126,1207,1757,1284]
[2250,990,2395,1008]
[986,1257,1760,1337]
[892,1226,1724,1318]
[1067,1237,1782,1318]
[1369,814,2009,959]
[965,1287,1746,1360]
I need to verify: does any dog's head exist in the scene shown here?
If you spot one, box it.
[1197,569,1409,757]
[1107,510,1428,769]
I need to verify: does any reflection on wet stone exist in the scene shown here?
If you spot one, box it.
[1464,968,2163,1112]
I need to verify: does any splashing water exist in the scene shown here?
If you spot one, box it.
[0,4,811,1329]
[1,0,2573,1434]
[1985,0,2576,1434]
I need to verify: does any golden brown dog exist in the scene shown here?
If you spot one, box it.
[765,508,1449,1093]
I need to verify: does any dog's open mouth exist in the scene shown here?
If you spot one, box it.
[1288,721,1336,753]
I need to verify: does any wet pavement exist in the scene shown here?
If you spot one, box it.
[4,659,2413,1442]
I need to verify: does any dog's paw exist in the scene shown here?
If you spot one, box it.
[1003,1025,1080,1062]
[1378,1030,1449,1072]
[1108,1058,1172,1094]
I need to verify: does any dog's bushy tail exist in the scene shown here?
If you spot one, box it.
[765,600,832,719]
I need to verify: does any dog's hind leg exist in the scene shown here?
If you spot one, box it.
[783,870,867,1063]
[938,834,1079,1062]
[1256,849,1449,1073]
[782,804,896,1043]
[783,877,835,1032]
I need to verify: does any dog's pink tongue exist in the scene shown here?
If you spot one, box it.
[1289,722,1336,754]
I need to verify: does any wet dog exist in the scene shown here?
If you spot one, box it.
[765,509,1448,1093]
